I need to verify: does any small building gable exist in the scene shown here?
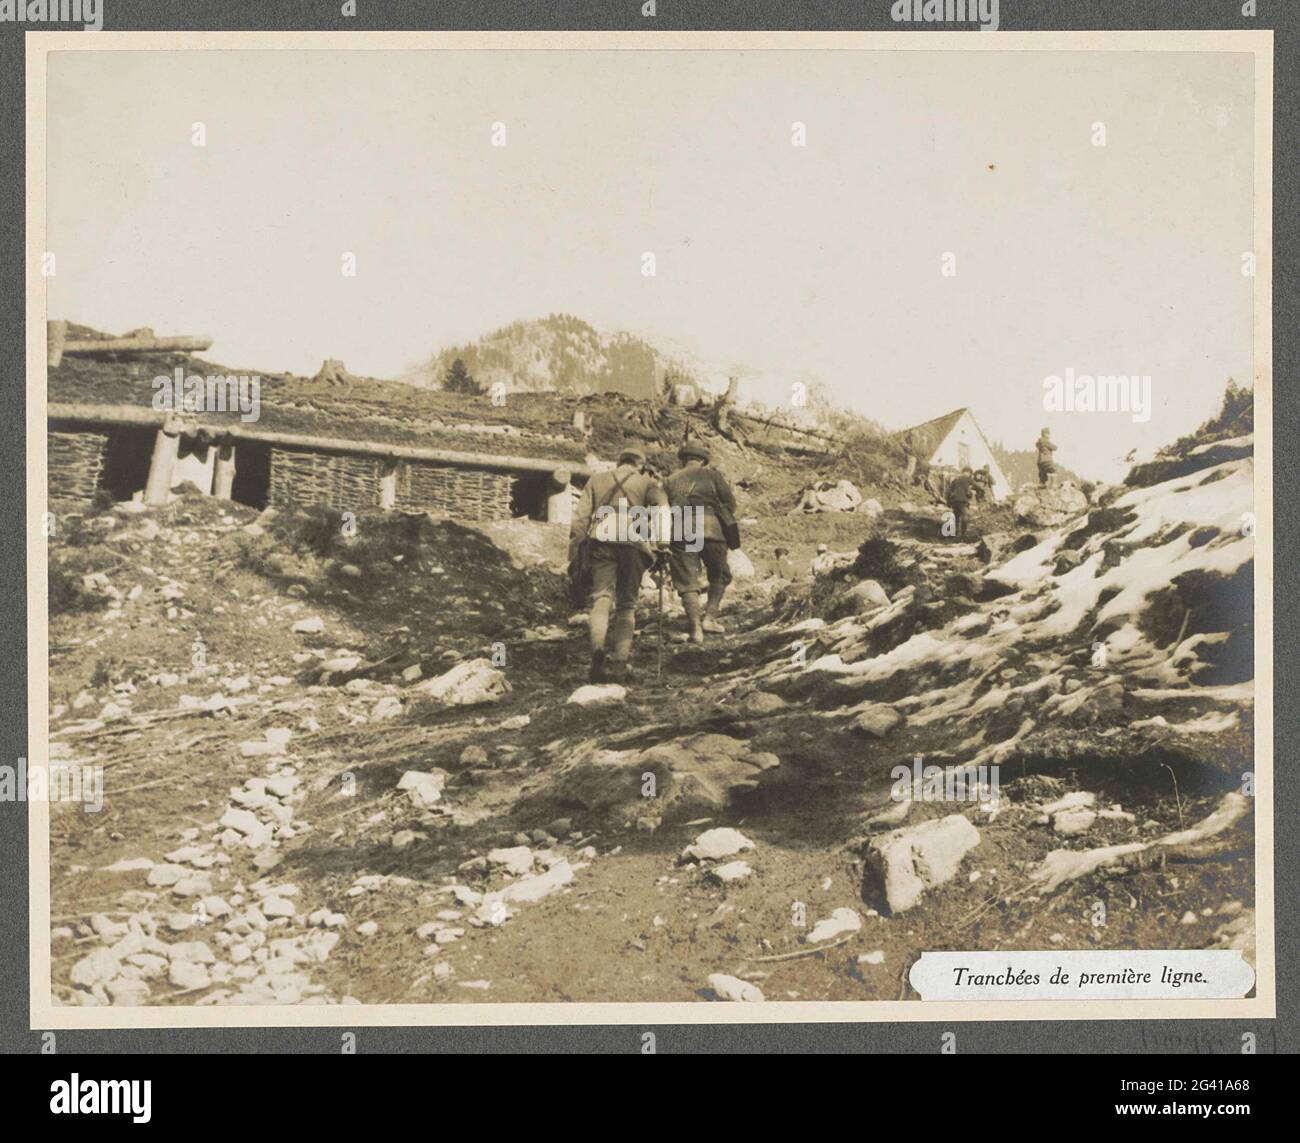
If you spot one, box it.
[898,407,1013,501]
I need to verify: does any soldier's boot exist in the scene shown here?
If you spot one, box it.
[682,592,705,645]
[588,597,613,681]
[606,607,637,682]
[702,583,727,634]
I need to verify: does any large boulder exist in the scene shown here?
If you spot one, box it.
[797,479,862,514]
[411,658,511,706]
[850,704,905,739]
[567,684,627,706]
[843,578,891,613]
[682,827,755,862]
[397,769,447,809]
[550,733,779,824]
[1013,482,1089,528]
[811,548,857,576]
[865,814,981,914]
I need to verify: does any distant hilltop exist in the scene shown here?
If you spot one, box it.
[400,313,707,400]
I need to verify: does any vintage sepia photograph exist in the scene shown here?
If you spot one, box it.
[25,30,1272,1025]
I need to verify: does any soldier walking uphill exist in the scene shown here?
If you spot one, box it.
[946,467,975,539]
[665,442,737,643]
[568,446,669,684]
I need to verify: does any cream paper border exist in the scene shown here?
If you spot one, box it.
[25,29,1275,1031]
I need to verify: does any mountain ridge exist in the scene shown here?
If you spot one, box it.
[401,313,708,401]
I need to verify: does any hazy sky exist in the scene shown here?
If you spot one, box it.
[47,47,1255,480]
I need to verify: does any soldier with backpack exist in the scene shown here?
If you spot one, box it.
[568,446,669,683]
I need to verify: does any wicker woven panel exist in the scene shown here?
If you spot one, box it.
[268,448,383,511]
[49,430,109,503]
[394,460,514,520]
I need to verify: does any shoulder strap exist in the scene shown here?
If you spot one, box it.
[595,470,634,511]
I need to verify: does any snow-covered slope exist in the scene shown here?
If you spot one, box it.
[764,437,1255,773]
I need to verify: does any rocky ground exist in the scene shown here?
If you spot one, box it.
[45,433,1256,1007]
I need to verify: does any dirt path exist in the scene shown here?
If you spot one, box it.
[47,493,1254,1007]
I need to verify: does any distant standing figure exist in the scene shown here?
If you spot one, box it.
[972,464,993,503]
[947,467,975,538]
[1036,428,1058,486]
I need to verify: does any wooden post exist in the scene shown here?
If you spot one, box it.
[212,441,236,499]
[379,459,399,510]
[546,469,572,525]
[47,321,67,368]
[144,418,182,505]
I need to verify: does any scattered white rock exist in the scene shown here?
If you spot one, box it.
[727,549,756,579]
[496,859,576,904]
[1053,807,1098,836]
[168,941,216,964]
[145,863,189,887]
[264,773,299,799]
[682,827,755,863]
[1030,842,1148,893]
[411,658,511,706]
[1036,791,1097,821]
[806,907,861,943]
[866,814,981,914]
[708,973,764,1002]
[219,807,264,837]
[371,695,403,721]
[487,846,535,876]
[851,705,905,739]
[397,770,446,809]
[102,857,155,874]
[709,860,753,884]
[566,684,627,706]
[168,960,211,990]
[70,949,120,989]
[260,896,296,918]
[239,728,292,758]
